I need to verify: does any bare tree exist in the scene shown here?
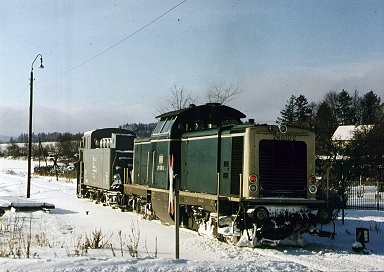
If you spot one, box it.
[206,81,243,105]
[158,83,197,114]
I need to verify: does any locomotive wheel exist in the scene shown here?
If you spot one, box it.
[135,200,141,214]
[253,207,269,224]
[100,194,106,204]
[317,208,332,225]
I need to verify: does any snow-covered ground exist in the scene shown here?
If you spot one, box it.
[0,158,383,271]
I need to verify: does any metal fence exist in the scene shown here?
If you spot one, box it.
[346,180,384,210]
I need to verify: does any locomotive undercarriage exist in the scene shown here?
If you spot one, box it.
[193,202,322,247]
[81,186,127,210]
[79,184,156,221]
[129,196,156,220]
[122,186,330,247]
[79,182,333,247]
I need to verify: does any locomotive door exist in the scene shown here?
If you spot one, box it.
[218,134,244,196]
[151,139,169,189]
[181,135,219,194]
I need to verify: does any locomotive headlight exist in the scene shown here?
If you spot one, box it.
[279,124,288,133]
[249,184,257,192]
[308,184,317,194]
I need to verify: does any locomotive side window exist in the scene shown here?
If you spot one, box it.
[153,120,166,134]
[153,117,176,135]
[195,120,204,130]
[161,117,175,133]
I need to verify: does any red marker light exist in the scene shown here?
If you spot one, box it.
[249,174,258,183]
[309,176,316,184]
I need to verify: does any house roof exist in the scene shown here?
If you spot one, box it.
[332,125,373,141]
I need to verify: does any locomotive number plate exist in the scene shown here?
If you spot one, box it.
[273,133,296,141]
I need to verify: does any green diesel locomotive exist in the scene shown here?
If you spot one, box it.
[78,104,332,246]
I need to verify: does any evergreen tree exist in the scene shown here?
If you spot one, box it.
[350,118,384,184]
[313,101,338,155]
[360,90,382,124]
[335,90,356,125]
[295,94,311,129]
[277,95,296,125]
[277,94,312,129]
[351,90,361,125]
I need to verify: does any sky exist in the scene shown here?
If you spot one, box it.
[1,0,384,137]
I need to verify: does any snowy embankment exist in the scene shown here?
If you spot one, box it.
[0,158,383,271]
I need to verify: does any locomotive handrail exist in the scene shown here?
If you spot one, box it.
[216,172,220,232]
[239,173,243,199]
[146,151,150,185]
[151,151,156,185]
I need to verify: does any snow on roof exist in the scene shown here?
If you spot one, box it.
[0,196,55,210]
[332,125,373,141]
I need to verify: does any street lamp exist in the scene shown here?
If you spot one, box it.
[27,54,44,198]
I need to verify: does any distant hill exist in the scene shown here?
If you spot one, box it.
[0,135,11,143]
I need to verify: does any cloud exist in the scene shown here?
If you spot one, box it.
[235,58,384,124]
[287,59,384,98]
[2,58,384,137]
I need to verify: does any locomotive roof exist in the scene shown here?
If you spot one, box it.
[156,103,246,120]
[84,128,135,138]
[152,103,246,138]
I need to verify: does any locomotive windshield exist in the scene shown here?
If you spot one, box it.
[153,117,176,135]
[153,120,166,134]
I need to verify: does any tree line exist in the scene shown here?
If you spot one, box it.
[7,132,83,144]
[0,125,156,160]
[2,84,383,188]
[277,89,384,188]
[0,132,83,162]
[119,123,157,138]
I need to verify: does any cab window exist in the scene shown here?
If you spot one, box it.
[153,117,176,135]
[161,117,175,133]
[153,120,166,134]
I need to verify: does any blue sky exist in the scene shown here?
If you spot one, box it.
[1,0,384,137]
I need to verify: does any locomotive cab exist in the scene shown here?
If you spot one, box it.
[129,103,246,221]
[131,103,245,189]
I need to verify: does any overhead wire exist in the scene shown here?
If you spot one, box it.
[0,0,188,126]
[0,86,29,123]
[51,0,188,79]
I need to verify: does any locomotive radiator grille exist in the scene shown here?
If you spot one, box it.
[259,140,307,198]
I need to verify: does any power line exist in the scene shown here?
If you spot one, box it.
[0,86,28,124]
[0,0,188,126]
[51,0,188,79]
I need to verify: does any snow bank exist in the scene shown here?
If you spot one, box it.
[0,159,383,271]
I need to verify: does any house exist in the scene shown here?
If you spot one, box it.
[332,125,373,145]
